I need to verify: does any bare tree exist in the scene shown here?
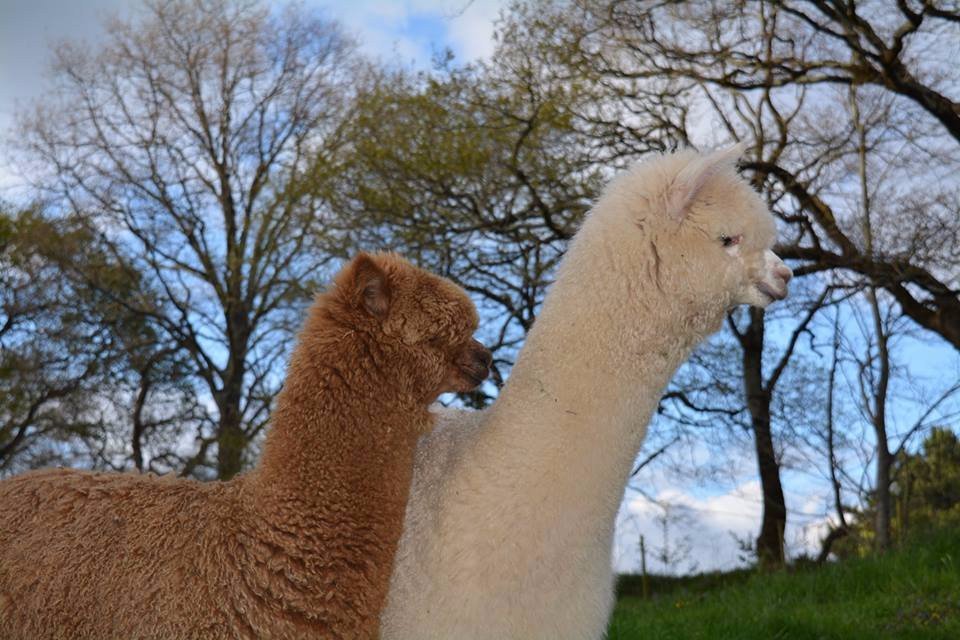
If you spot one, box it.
[15,0,357,478]
[843,80,960,550]
[511,0,958,561]
[841,283,960,550]
[736,299,827,568]
[554,0,960,349]
[655,282,830,569]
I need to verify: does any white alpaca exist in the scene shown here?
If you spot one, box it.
[381,147,793,640]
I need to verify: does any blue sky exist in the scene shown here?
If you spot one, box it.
[1,0,957,575]
[0,0,504,174]
[0,0,502,111]
[329,0,503,63]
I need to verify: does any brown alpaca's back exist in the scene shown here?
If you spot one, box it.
[0,252,489,640]
[0,468,245,638]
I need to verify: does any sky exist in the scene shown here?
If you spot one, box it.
[1,0,956,576]
[0,0,505,189]
[0,0,502,119]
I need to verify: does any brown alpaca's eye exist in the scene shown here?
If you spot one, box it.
[720,234,742,247]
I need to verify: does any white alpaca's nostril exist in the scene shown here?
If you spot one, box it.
[776,264,793,284]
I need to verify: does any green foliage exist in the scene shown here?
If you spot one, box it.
[329,66,601,404]
[0,206,120,471]
[327,16,688,403]
[0,204,194,474]
[896,428,960,536]
[833,428,960,558]
[609,529,960,639]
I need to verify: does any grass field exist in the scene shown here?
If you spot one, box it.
[607,530,960,639]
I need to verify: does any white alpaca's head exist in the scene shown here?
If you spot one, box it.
[600,145,792,328]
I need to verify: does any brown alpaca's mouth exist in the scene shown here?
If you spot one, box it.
[459,363,490,388]
[455,346,492,389]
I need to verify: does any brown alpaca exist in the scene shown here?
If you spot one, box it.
[0,252,491,640]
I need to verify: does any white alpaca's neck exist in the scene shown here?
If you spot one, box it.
[483,210,697,496]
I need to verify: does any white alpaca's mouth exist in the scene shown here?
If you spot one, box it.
[756,281,787,301]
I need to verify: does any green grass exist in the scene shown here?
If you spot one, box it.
[607,530,960,639]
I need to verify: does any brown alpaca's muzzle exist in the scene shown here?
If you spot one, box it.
[450,339,492,391]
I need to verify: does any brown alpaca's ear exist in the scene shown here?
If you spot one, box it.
[666,143,745,221]
[351,254,391,318]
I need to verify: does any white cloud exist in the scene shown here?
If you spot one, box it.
[446,0,503,60]
[613,480,834,575]
[321,0,505,66]
[321,1,425,64]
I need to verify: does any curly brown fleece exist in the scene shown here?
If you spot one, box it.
[0,252,490,640]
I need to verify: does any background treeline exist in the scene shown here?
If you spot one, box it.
[1,0,959,570]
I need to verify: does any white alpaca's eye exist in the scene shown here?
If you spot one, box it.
[720,234,742,248]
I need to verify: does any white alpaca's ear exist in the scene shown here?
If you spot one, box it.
[665,143,746,221]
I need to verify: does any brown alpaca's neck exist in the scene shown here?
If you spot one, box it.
[253,321,428,503]
[219,316,429,638]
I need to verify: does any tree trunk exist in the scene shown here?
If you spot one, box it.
[816,526,849,564]
[752,403,787,569]
[216,377,246,480]
[217,300,250,480]
[131,376,151,472]
[742,308,786,569]
[868,287,893,551]
[818,307,849,566]
[875,445,893,551]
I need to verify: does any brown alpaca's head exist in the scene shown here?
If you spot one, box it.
[331,252,491,400]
